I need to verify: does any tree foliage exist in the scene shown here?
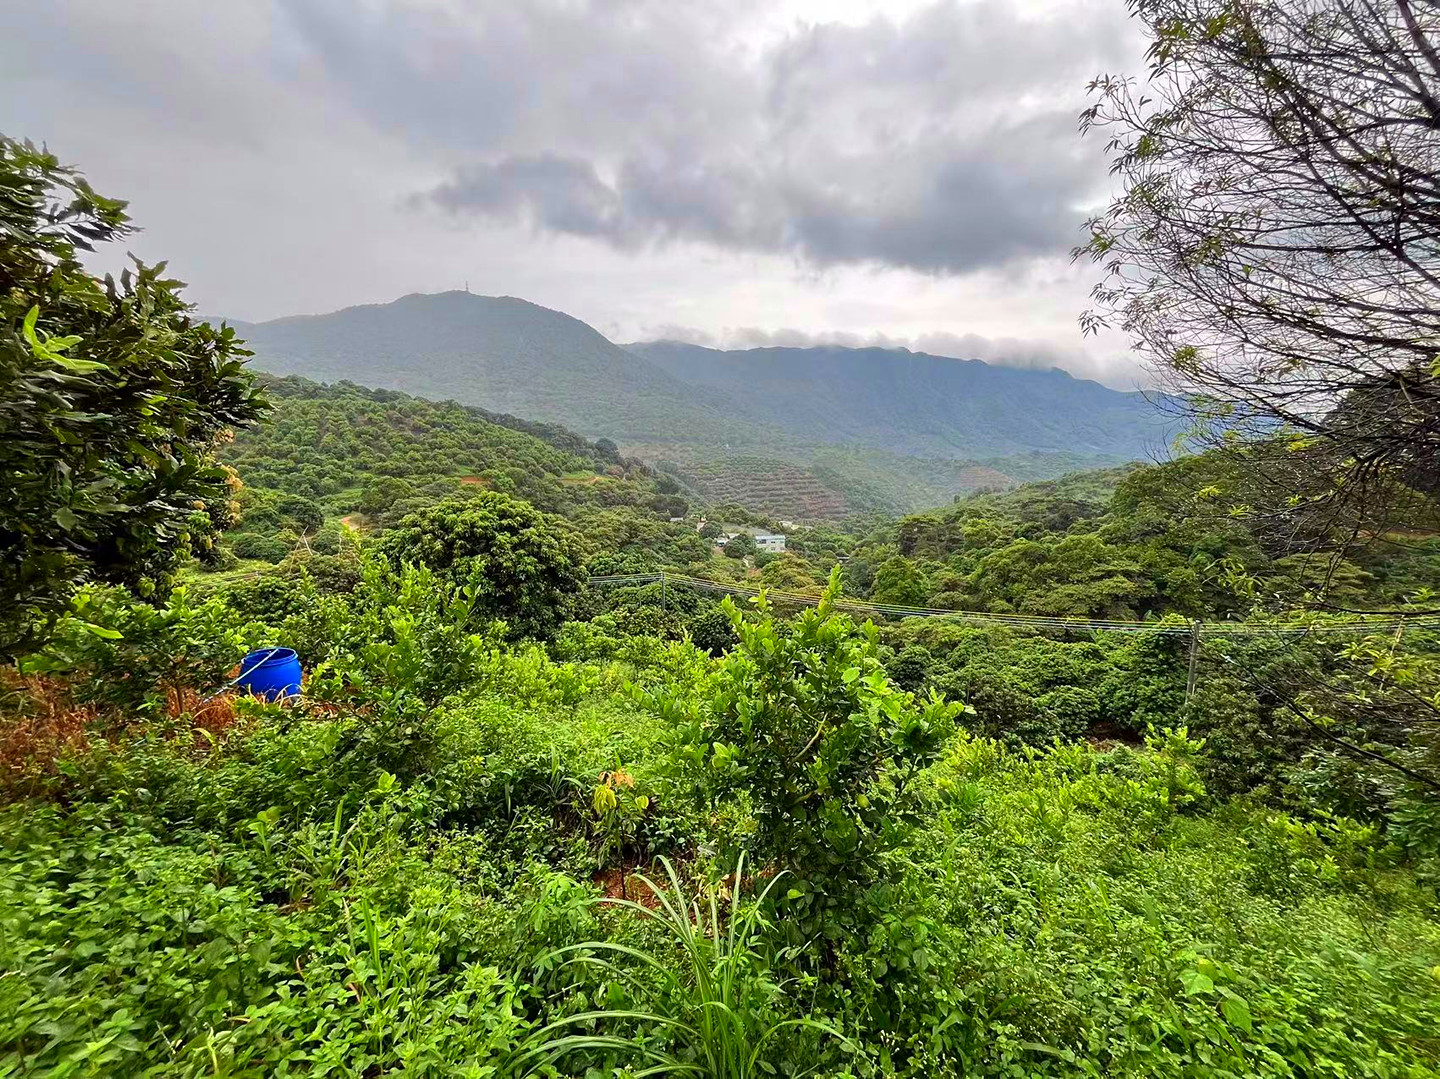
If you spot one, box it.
[721,532,757,560]
[377,494,589,640]
[663,569,963,893]
[1079,0,1440,541]
[0,137,265,656]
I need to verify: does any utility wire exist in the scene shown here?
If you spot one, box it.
[588,571,1440,637]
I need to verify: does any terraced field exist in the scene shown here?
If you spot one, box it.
[672,456,857,520]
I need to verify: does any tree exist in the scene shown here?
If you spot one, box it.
[661,569,962,911]
[359,477,414,518]
[722,533,757,560]
[378,493,589,640]
[687,604,738,656]
[277,494,324,536]
[1079,0,1440,547]
[0,137,266,656]
[870,555,929,607]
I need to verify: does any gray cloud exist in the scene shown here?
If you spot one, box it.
[428,156,625,241]
[0,0,1145,382]
[275,0,1133,275]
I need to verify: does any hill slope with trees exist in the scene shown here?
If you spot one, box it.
[628,339,1173,458]
[227,292,752,446]
[229,291,1172,517]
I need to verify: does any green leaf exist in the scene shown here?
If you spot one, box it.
[1220,996,1252,1032]
[1179,969,1214,995]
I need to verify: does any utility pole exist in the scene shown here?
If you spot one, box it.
[1185,621,1202,703]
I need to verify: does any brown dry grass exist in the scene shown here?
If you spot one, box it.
[0,673,243,799]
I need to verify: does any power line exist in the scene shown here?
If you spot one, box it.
[588,571,1439,637]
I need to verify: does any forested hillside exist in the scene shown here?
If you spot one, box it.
[229,292,752,446]
[231,291,1168,518]
[5,2,1440,1073]
[210,375,726,576]
[628,340,1172,458]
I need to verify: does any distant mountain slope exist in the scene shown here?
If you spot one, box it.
[227,292,757,445]
[220,291,1171,518]
[626,341,1171,459]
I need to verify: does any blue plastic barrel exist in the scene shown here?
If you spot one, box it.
[236,647,302,701]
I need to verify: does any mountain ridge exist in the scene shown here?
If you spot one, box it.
[224,291,754,445]
[221,290,1171,513]
[624,339,1169,459]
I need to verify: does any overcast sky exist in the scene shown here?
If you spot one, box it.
[0,0,1149,387]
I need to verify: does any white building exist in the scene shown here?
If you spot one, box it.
[712,527,787,553]
[753,531,786,553]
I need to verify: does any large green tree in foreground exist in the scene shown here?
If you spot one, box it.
[0,137,266,657]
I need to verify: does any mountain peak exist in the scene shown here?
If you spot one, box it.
[231,291,1171,461]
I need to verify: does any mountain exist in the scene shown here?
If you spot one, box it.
[224,291,1172,518]
[625,341,1170,460]
[225,292,757,446]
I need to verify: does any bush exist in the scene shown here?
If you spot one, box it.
[221,575,309,627]
[688,606,737,656]
[231,533,290,563]
[379,494,589,641]
[310,521,343,555]
[661,569,964,903]
[18,586,265,718]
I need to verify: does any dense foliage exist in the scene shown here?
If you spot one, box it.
[378,495,589,641]
[3,563,1437,1076]
[224,376,632,512]
[0,137,265,657]
[5,7,1440,1070]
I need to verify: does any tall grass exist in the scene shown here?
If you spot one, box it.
[511,855,849,1077]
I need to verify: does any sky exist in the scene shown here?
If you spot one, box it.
[0,0,1150,387]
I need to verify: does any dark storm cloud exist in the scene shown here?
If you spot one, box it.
[428,156,625,241]
[275,0,1134,275]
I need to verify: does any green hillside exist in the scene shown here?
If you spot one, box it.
[226,292,1172,518]
[229,292,761,446]
[225,375,640,512]
[627,339,1174,459]
[210,376,723,576]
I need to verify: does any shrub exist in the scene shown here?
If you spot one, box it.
[232,533,289,563]
[661,568,965,899]
[310,521,343,555]
[889,644,934,692]
[17,586,265,719]
[688,605,738,656]
[379,494,589,640]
